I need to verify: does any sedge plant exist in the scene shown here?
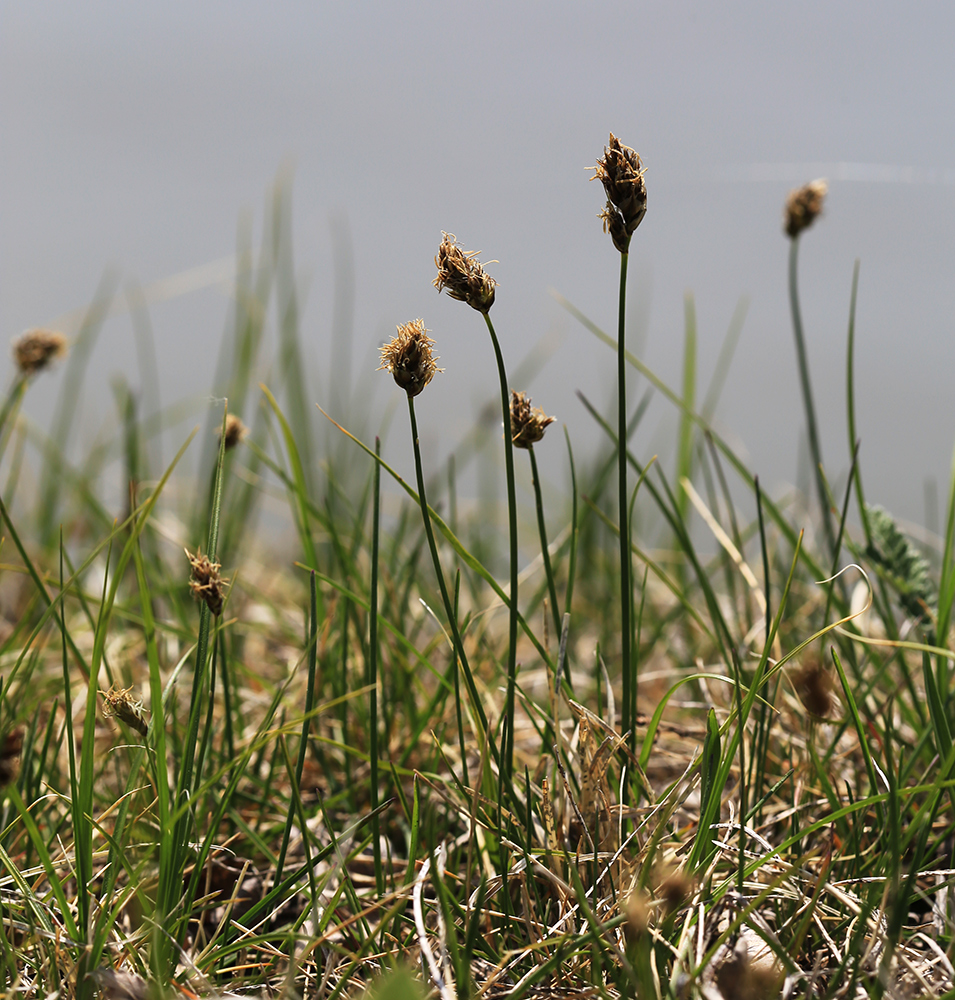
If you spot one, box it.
[433,234,521,782]
[592,133,647,754]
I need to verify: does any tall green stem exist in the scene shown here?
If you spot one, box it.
[407,396,491,750]
[528,446,561,643]
[482,312,519,783]
[788,236,837,560]
[617,252,634,748]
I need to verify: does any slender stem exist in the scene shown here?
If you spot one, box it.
[407,395,491,748]
[369,440,382,895]
[482,311,519,783]
[617,252,633,747]
[788,236,837,560]
[528,447,561,642]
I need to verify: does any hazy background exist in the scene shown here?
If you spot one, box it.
[3,1,954,540]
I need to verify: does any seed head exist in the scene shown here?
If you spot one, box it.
[593,133,647,253]
[791,659,833,719]
[13,329,67,376]
[0,729,23,787]
[509,390,555,449]
[784,179,827,238]
[103,686,149,738]
[433,233,497,313]
[186,547,227,617]
[217,413,249,450]
[378,319,443,398]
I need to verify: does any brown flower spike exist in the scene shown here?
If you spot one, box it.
[378,319,442,398]
[593,133,647,253]
[784,179,827,238]
[186,547,227,616]
[103,686,149,737]
[433,233,497,313]
[509,390,555,449]
[13,329,67,376]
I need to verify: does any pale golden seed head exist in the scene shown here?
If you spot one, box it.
[378,319,443,398]
[784,178,827,238]
[103,686,149,738]
[593,133,647,253]
[622,890,652,945]
[509,390,556,449]
[217,413,249,450]
[13,329,67,376]
[433,232,497,313]
[186,547,227,617]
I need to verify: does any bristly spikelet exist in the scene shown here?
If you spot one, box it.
[186,547,227,616]
[433,233,497,313]
[784,179,828,238]
[103,686,149,737]
[217,413,249,450]
[509,390,556,449]
[13,329,67,376]
[378,319,443,397]
[592,133,647,253]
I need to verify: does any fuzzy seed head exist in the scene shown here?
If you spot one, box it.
[217,413,249,450]
[0,729,23,787]
[186,547,227,617]
[378,319,443,398]
[103,686,149,737]
[509,390,556,449]
[784,179,827,238]
[792,659,834,719]
[593,133,647,253]
[13,329,67,376]
[433,233,497,313]
[622,890,652,945]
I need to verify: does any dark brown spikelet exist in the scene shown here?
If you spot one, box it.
[433,233,497,313]
[784,179,827,238]
[186,547,227,616]
[0,729,23,786]
[792,659,834,719]
[509,390,556,449]
[13,329,67,376]
[217,413,249,450]
[378,319,442,397]
[103,686,149,738]
[593,133,647,253]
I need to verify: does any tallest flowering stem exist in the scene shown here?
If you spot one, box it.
[434,233,519,782]
[593,134,647,757]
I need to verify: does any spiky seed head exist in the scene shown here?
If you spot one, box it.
[592,133,647,253]
[186,547,227,616]
[103,686,149,737]
[378,319,443,398]
[433,233,497,313]
[509,390,556,449]
[13,329,67,375]
[784,179,827,238]
[217,413,249,450]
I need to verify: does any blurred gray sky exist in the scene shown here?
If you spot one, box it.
[2,0,954,536]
